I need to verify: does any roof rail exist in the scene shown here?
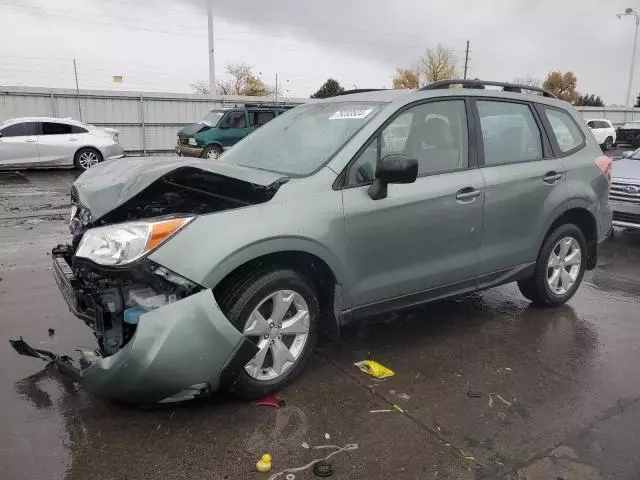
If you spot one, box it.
[420,79,557,98]
[335,88,387,96]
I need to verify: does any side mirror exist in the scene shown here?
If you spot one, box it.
[368,154,418,200]
[218,123,229,129]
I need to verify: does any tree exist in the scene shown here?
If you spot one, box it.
[192,63,275,96]
[576,93,604,107]
[542,71,579,104]
[512,76,541,88]
[392,67,421,89]
[311,78,344,98]
[421,43,457,83]
[190,80,211,95]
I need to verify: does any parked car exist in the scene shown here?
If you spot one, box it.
[176,106,290,159]
[11,80,612,404]
[586,118,616,150]
[616,120,640,147]
[0,117,124,170]
[610,148,640,231]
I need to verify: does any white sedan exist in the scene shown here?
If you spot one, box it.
[0,117,124,170]
[586,118,616,151]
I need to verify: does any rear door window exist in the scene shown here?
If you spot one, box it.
[250,111,276,127]
[41,122,73,135]
[543,107,585,153]
[476,100,542,166]
[587,121,595,128]
[0,122,38,137]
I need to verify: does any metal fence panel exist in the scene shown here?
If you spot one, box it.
[0,86,304,154]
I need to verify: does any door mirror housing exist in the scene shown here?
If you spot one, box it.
[368,154,418,200]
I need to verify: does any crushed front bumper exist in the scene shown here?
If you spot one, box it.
[175,145,203,157]
[10,251,257,404]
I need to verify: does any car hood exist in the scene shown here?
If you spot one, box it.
[178,123,211,137]
[72,156,289,222]
[612,158,640,181]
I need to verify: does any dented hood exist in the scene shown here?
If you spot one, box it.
[73,156,288,221]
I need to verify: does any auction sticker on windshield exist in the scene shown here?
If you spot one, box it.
[329,108,373,120]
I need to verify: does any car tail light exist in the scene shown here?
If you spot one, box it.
[595,155,613,186]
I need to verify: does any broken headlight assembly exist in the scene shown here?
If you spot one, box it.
[76,217,193,266]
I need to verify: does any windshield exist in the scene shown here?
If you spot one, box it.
[201,110,225,127]
[622,122,640,129]
[219,101,383,176]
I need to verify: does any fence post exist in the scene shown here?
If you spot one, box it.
[139,94,147,156]
[50,91,57,117]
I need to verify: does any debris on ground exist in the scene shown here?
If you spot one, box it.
[389,390,410,400]
[256,394,285,408]
[488,393,513,408]
[467,390,482,398]
[301,442,310,449]
[47,328,55,337]
[324,432,330,440]
[312,460,334,477]
[256,453,273,473]
[267,444,357,480]
[285,474,296,480]
[354,360,395,379]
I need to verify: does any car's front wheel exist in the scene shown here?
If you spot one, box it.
[602,136,614,151]
[219,269,319,399]
[518,223,587,306]
[201,144,223,160]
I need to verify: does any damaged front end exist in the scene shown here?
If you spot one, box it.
[9,158,281,403]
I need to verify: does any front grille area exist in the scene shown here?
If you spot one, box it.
[178,137,189,146]
[613,211,640,225]
[610,182,640,205]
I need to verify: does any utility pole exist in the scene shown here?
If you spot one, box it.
[73,59,83,121]
[275,73,278,102]
[463,40,470,80]
[207,0,215,94]
[618,8,640,108]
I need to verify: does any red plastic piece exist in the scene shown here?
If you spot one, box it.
[255,394,283,408]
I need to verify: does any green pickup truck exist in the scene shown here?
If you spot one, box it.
[176,106,290,159]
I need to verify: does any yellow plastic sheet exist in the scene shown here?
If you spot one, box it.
[354,360,395,379]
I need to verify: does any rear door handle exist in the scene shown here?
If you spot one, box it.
[543,171,563,184]
[456,187,482,201]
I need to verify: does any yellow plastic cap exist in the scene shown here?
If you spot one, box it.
[261,454,272,463]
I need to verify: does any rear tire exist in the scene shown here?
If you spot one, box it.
[201,144,223,160]
[74,148,103,171]
[219,269,319,399]
[518,224,587,306]
[602,136,614,151]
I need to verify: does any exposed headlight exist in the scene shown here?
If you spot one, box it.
[76,217,193,266]
[188,137,197,146]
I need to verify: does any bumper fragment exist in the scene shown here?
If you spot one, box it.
[175,145,203,157]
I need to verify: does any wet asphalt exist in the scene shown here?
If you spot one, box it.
[1,166,640,480]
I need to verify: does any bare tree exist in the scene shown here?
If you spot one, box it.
[512,76,541,88]
[421,44,457,83]
[190,80,211,95]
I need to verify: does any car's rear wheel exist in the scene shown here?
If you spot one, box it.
[201,144,223,160]
[219,269,319,399]
[74,148,103,170]
[518,224,587,306]
[603,136,614,151]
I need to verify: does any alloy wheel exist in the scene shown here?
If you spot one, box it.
[78,151,100,169]
[242,289,310,381]
[546,236,582,295]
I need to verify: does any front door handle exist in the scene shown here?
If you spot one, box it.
[543,171,563,184]
[69,137,79,141]
[456,187,482,201]
[24,138,36,143]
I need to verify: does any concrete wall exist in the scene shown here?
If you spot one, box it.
[0,86,305,154]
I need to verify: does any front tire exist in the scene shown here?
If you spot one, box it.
[602,136,614,151]
[518,224,587,306]
[201,144,223,160]
[219,269,319,399]
[74,148,103,170]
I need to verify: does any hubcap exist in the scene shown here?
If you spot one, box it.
[547,236,582,295]
[242,290,310,381]
[207,148,220,159]
[78,151,99,169]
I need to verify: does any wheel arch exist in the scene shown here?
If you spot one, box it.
[542,207,598,270]
[213,250,342,338]
[73,146,103,168]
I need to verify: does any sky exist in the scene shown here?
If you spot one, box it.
[0,0,638,104]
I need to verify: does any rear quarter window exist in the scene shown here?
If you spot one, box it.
[542,107,585,154]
